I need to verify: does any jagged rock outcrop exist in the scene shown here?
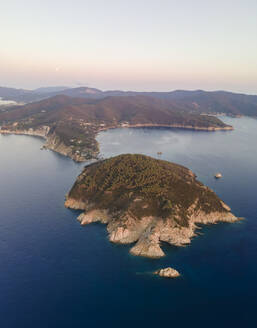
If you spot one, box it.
[65,154,239,258]
[154,267,180,278]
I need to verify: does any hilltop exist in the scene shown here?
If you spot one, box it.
[0,85,256,117]
[0,95,232,162]
[65,154,238,258]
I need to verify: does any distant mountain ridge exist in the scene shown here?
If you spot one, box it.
[0,86,256,116]
[33,86,69,94]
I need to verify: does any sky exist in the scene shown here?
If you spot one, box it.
[0,0,257,93]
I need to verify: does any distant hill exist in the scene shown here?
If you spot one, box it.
[149,90,257,117]
[0,86,70,103]
[33,86,69,94]
[0,86,32,101]
[0,94,230,129]
[0,86,256,116]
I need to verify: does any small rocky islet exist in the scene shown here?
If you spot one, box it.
[154,267,180,278]
[65,154,238,260]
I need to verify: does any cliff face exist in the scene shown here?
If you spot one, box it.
[44,133,87,162]
[65,204,236,258]
[65,154,238,258]
[0,126,95,162]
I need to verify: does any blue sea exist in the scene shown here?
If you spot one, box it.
[0,116,256,327]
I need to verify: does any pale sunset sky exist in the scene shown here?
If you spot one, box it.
[1,0,257,93]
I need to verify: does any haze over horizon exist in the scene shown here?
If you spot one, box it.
[1,0,257,94]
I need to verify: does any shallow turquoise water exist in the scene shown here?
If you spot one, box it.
[0,116,256,327]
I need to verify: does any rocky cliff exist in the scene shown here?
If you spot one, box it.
[43,133,87,162]
[0,126,94,162]
[65,154,238,258]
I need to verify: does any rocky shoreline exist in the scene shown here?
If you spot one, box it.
[65,199,238,258]
[0,127,95,162]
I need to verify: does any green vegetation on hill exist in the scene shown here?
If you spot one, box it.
[68,154,227,226]
[0,86,256,117]
[0,94,230,128]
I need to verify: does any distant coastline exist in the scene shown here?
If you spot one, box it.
[99,123,234,132]
[0,121,233,162]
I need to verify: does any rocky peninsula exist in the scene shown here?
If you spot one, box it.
[65,154,238,258]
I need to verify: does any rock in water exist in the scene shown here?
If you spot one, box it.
[65,154,238,258]
[154,267,180,278]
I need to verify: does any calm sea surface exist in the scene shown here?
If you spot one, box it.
[0,116,256,327]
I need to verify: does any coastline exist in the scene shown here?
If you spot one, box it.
[0,127,90,162]
[0,122,233,163]
[98,123,234,132]
[64,197,239,259]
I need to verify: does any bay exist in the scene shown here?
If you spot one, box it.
[0,116,256,327]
